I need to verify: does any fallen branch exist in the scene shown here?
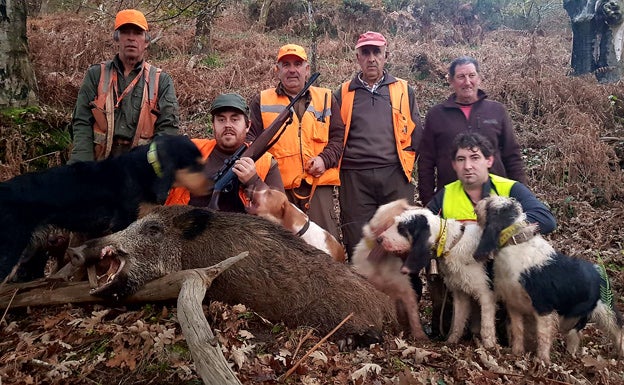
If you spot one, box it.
[0,252,248,309]
[177,259,245,384]
[280,312,354,381]
[1,252,249,385]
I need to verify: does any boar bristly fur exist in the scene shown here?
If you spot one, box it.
[72,205,398,343]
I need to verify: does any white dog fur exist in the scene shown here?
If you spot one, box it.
[376,206,498,348]
[246,188,346,262]
[474,196,624,363]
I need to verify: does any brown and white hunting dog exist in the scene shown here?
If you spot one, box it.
[246,188,346,262]
[474,196,624,363]
[371,201,498,348]
[351,199,429,340]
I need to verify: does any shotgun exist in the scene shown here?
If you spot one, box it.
[208,72,321,209]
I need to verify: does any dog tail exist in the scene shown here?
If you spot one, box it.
[590,301,624,356]
[591,263,624,355]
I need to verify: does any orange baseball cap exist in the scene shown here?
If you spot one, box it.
[277,44,307,62]
[114,9,149,31]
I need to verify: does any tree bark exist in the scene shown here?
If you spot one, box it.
[257,0,273,31]
[193,10,212,55]
[0,0,38,107]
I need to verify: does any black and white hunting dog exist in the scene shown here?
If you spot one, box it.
[474,196,624,363]
[376,205,498,348]
[0,135,208,282]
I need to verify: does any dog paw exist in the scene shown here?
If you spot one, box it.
[481,336,496,349]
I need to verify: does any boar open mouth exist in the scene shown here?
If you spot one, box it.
[88,245,127,295]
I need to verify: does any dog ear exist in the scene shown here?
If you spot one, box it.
[400,215,432,274]
[474,199,518,262]
[150,136,204,204]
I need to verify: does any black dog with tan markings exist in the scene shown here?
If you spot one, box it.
[0,135,208,281]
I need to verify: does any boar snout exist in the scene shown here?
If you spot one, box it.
[68,245,86,267]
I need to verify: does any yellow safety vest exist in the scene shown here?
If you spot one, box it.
[340,78,416,180]
[260,87,339,189]
[442,174,516,221]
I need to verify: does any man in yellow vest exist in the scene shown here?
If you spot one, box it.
[334,31,423,261]
[426,131,556,339]
[69,9,180,164]
[167,93,284,211]
[248,44,345,240]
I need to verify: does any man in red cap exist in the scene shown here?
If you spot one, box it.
[248,44,345,241]
[334,31,423,261]
[69,9,180,163]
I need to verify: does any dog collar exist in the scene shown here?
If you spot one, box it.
[433,219,465,258]
[435,219,448,257]
[498,221,536,247]
[296,218,311,237]
[147,141,163,178]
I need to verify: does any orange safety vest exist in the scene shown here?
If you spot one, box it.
[260,86,339,189]
[340,79,417,180]
[165,139,273,206]
[90,61,161,160]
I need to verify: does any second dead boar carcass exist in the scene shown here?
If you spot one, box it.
[70,205,398,344]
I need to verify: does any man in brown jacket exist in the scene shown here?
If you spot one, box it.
[418,56,526,206]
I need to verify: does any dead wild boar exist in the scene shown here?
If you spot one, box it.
[69,205,398,344]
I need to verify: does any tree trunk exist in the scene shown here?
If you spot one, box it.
[257,0,273,31]
[192,10,212,55]
[0,0,38,107]
[569,19,597,75]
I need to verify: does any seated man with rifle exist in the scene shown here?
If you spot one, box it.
[166,93,284,211]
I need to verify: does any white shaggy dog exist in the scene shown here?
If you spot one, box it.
[351,199,428,340]
[377,207,498,348]
[474,196,624,363]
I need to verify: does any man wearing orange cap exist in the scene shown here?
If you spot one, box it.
[69,9,180,164]
[334,31,423,261]
[248,44,345,241]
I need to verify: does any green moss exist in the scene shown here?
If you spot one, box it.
[0,106,72,170]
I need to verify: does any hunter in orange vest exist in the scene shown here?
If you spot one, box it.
[68,9,180,164]
[167,93,284,212]
[248,44,345,240]
[333,31,423,260]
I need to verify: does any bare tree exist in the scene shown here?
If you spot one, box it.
[0,0,38,107]
[192,0,227,54]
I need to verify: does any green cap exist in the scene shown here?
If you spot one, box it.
[210,93,249,116]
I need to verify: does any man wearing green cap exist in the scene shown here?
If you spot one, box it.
[248,43,345,241]
[69,9,180,164]
[166,93,284,211]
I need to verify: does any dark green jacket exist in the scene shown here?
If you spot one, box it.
[68,55,179,163]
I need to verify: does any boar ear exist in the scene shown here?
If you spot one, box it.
[474,200,517,262]
[401,215,432,273]
[173,208,214,240]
